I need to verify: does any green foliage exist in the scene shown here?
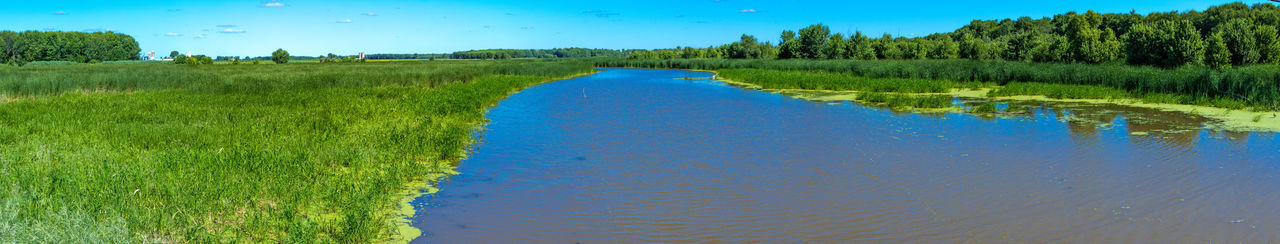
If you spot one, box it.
[727,34,766,59]
[169,51,180,59]
[0,61,593,242]
[989,82,1131,99]
[885,95,953,108]
[797,24,831,59]
[1206,32,1234,69]
[25,61,82,66]
[621,2,1280,69]
[271,49,290,64]
[717,68,958,93]
[858,92,889,103]
[184,57,198,67]
[173,54,188,64]
[1123,20,1205,67]
[0,31,139,65]
[595,59,1279,108]
[1256,25,1280,64]
[449,48,630,59]
[971,102,1000,113]
[1215,18,1261,65]
[847,31,877,60]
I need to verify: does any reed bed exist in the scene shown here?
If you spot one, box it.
[988,82,1132,99]
[0,60,593,242]
[596,59,1279,109]
[716,69,959,93]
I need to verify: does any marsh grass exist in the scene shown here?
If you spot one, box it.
[851,92,952,109]
[971,103,1000,113]
[597,59,1278,109]
[716,69,959,93]
[988,82,1132,99]
[0,60,593,242]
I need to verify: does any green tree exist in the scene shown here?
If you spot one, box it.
[727,34,761,59]
[847,31,877,60]
[796,24,831,59]
[931,38,960,59]
[1255,25,1280,65]
[777,30,800,59]
[1030,34,1069,62]
[272,48,290,64]
[1123,20,1205,67]
[169,51,180,59]
[1,31,16,65]
[173,54,188,64]
[875,34,901,59]
[1215,19,1260,65]
[824,33,846,59]
[1065,11,1120,63]
[185,57,199,67]
[200,56,214,65]
[1206,32,1233,69]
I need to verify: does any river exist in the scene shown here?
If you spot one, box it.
[409,68,1280,243]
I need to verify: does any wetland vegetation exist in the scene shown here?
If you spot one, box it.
[0,60,593,242]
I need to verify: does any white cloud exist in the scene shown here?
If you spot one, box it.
[260,1,285,7]
[740,9,758,13]
[521,26,534,30]
[364,12,377,16]
[165,32,182,37]
[216,24,238,28]
[194,34,207,39]
[336,19,353,23]
[53,11,67,15]
[218,28,246,34]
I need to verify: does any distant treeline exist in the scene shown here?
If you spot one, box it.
[2,31,141,65]
[365,53,452,60]
[630,2,1280,69]
[450,48,635,59]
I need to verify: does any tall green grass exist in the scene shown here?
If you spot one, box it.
[853,92,953,109]
[0,60,593,242]
[595,59,1280,108]
[716,69,961,93]
[988,82,1132,99]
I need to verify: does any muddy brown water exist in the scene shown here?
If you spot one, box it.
[410,68,1280,243]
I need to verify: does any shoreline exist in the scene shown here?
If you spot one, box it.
[383,70,600,243]
[697,70,1280,133]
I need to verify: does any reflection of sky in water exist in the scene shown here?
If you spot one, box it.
[413,68,1280,243]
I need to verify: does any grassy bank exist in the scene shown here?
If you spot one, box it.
[0,60,593,242]
[595,59,1280,109]
[705,66,1280,131]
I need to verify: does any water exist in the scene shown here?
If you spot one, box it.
[410,68,1280,243]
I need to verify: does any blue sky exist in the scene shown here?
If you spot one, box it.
[3,0,1252,57]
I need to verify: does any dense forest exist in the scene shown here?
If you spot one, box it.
[1,31,141,65]
[630,2,1280,69]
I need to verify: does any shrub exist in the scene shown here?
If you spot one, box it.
[272,49,290,64]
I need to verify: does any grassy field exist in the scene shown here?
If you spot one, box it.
[597,59,1280,109]
[0,60,593,242]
